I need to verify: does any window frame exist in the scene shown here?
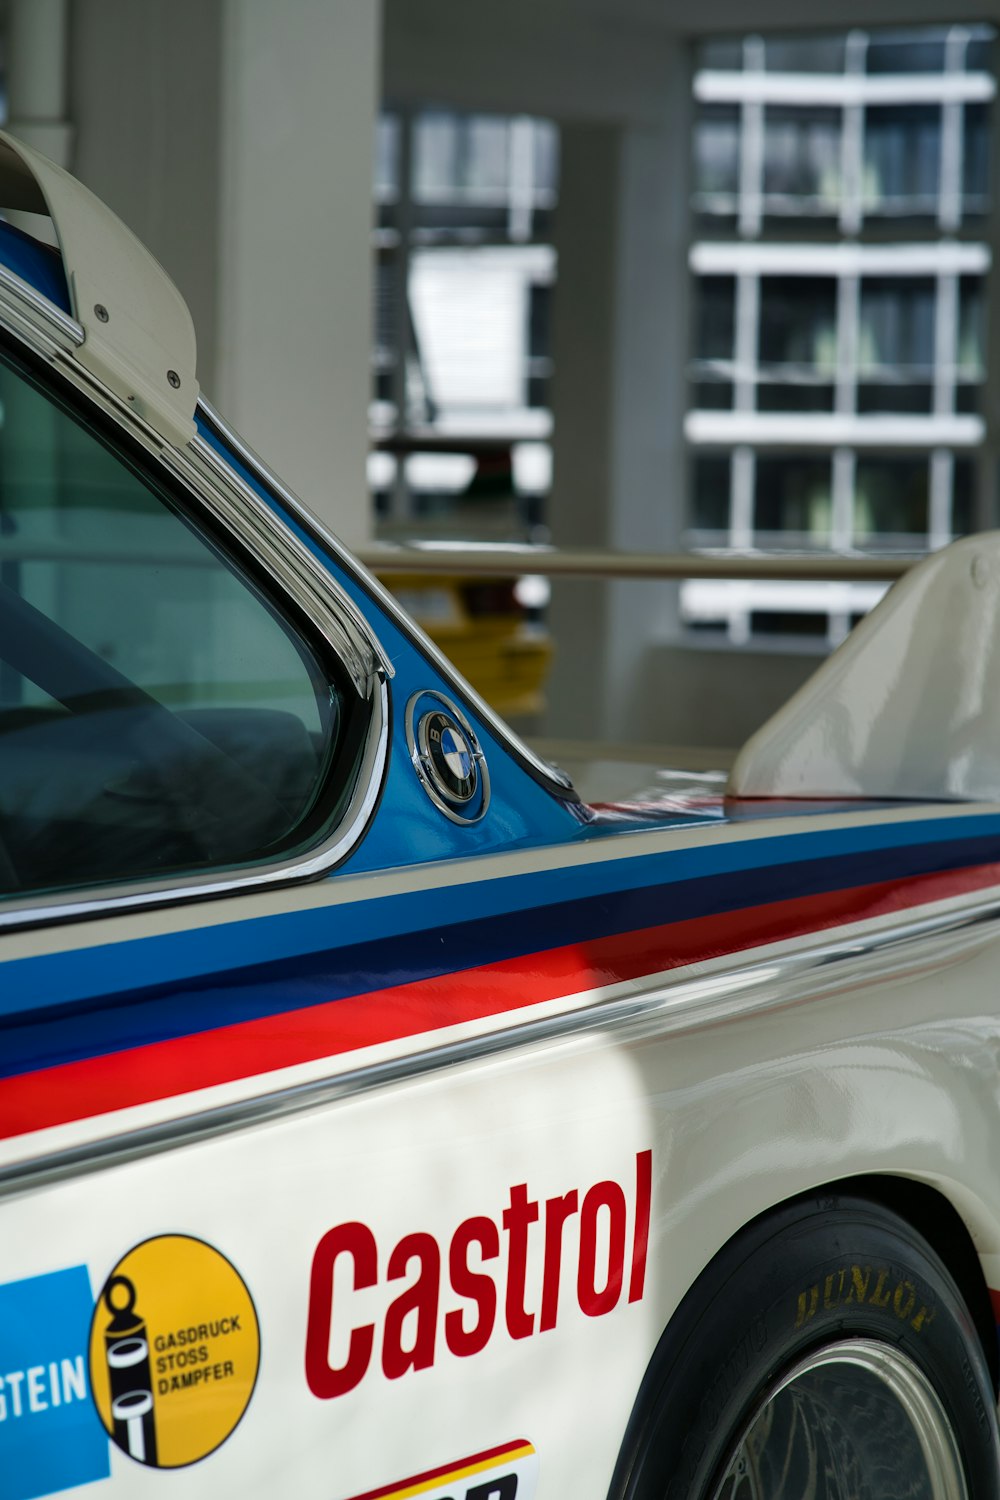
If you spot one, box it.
[0,294,391,933]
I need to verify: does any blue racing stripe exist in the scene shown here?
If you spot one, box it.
[2,818,1000,1080]
[3,813,1000,1019]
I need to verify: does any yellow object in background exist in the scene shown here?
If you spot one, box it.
[383,572,554,720]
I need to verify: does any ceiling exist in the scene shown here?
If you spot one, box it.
[383,0,998,121]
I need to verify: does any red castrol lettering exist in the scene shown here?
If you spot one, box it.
[305,1149,652,1398]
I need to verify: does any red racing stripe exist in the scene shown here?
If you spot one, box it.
[3,861,999,1141]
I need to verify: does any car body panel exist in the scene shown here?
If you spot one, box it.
[3,131,1000,1500]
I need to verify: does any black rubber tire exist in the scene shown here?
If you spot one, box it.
[612,1192,1000,1499]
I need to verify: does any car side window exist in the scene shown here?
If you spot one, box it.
[0,348,363,903]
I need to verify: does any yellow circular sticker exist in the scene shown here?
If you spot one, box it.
[89,1235,260,1469]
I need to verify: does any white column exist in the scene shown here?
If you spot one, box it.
[69,0,225,394]
[217,0,381,548]
[541,123,619,739]
[6,0,71,166]
[977,73,1000,540]
[929,449,954,548]
[542,39,695,747]
[835,273,860,416]
[734,274,760,413]
[838,30,867,237]
[738,37,765,240]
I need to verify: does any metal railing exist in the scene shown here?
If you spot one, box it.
[355,543,916,583]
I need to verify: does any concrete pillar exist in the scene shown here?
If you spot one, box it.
[217,0,380,548]
[977,145,1000,534]
[542,123,620,739]
[6,0,72,167]
[69,0,224,394]
[543,41,694,743]
[603,57,695,737]
[66,1,379,548]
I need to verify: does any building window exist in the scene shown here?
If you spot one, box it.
[762,107,842,217]
[371,108,558,541]
[686,23,997,646]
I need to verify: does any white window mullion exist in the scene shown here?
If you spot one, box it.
[831,448,856,550]
[388,109,414,521]
[738,37,766,238]
[729,441,755,642]
[835,272,860,416]
[929,449,955,548]
[934,271,959,416]
[730,445,755,554]
[839,30,868,235]
[508,116,536,243]
[940,29,970,232]
[940,102,965,232]
[734,272,760,412]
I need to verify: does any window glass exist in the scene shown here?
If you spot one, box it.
[952,458,974,534]
[755,456,832,544]
[853,457,929,544]
[691,454,732,535]
[863,107,941,217]
[762,108,841,209]
[763,36,846,73]
[757,278,836,413]
[859,278,936,371]
[0,352,360,902]
[696,277,737,362]
[696,39,743,71]
[758,278,837,368]
[964,104,993,215]
[693,106,741,207]
[866,30,946,73]
[958,276,986,384]
[857,276,936,414]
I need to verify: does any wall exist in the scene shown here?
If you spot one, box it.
[216,0,379,548]
[68,0,224,396]
[66,0,379,547]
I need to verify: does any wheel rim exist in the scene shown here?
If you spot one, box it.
[709,1338,969,1500]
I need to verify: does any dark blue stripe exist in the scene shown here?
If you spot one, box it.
[4,813,1000,1022]
[3,823,1000,1081]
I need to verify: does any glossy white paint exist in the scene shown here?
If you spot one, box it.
[3,129,1000,1500]
[731,533,1000,802]
[6,879,1000,1498]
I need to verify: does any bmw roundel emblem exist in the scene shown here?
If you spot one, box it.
[405,691,490,824]
[420,711,477,803]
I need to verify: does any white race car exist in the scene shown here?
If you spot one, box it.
[0,130,998,1500]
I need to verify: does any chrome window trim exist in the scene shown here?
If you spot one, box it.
[0,260,84,352]
[3,887,998,1196]
[178,434,390,700]
[198,397,578,799]
[0,282,391,930]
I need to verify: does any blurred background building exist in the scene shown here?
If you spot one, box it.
[3,0,996,762]
[684,25,995,648]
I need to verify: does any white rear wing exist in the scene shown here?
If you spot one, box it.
[729,534,1000,802]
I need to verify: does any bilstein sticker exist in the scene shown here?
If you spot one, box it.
[345,1439,538,1500]
[0,1266,110,1500]
[89,1235,259,1469]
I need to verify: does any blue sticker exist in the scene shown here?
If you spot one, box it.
[0,1266,110,1500]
